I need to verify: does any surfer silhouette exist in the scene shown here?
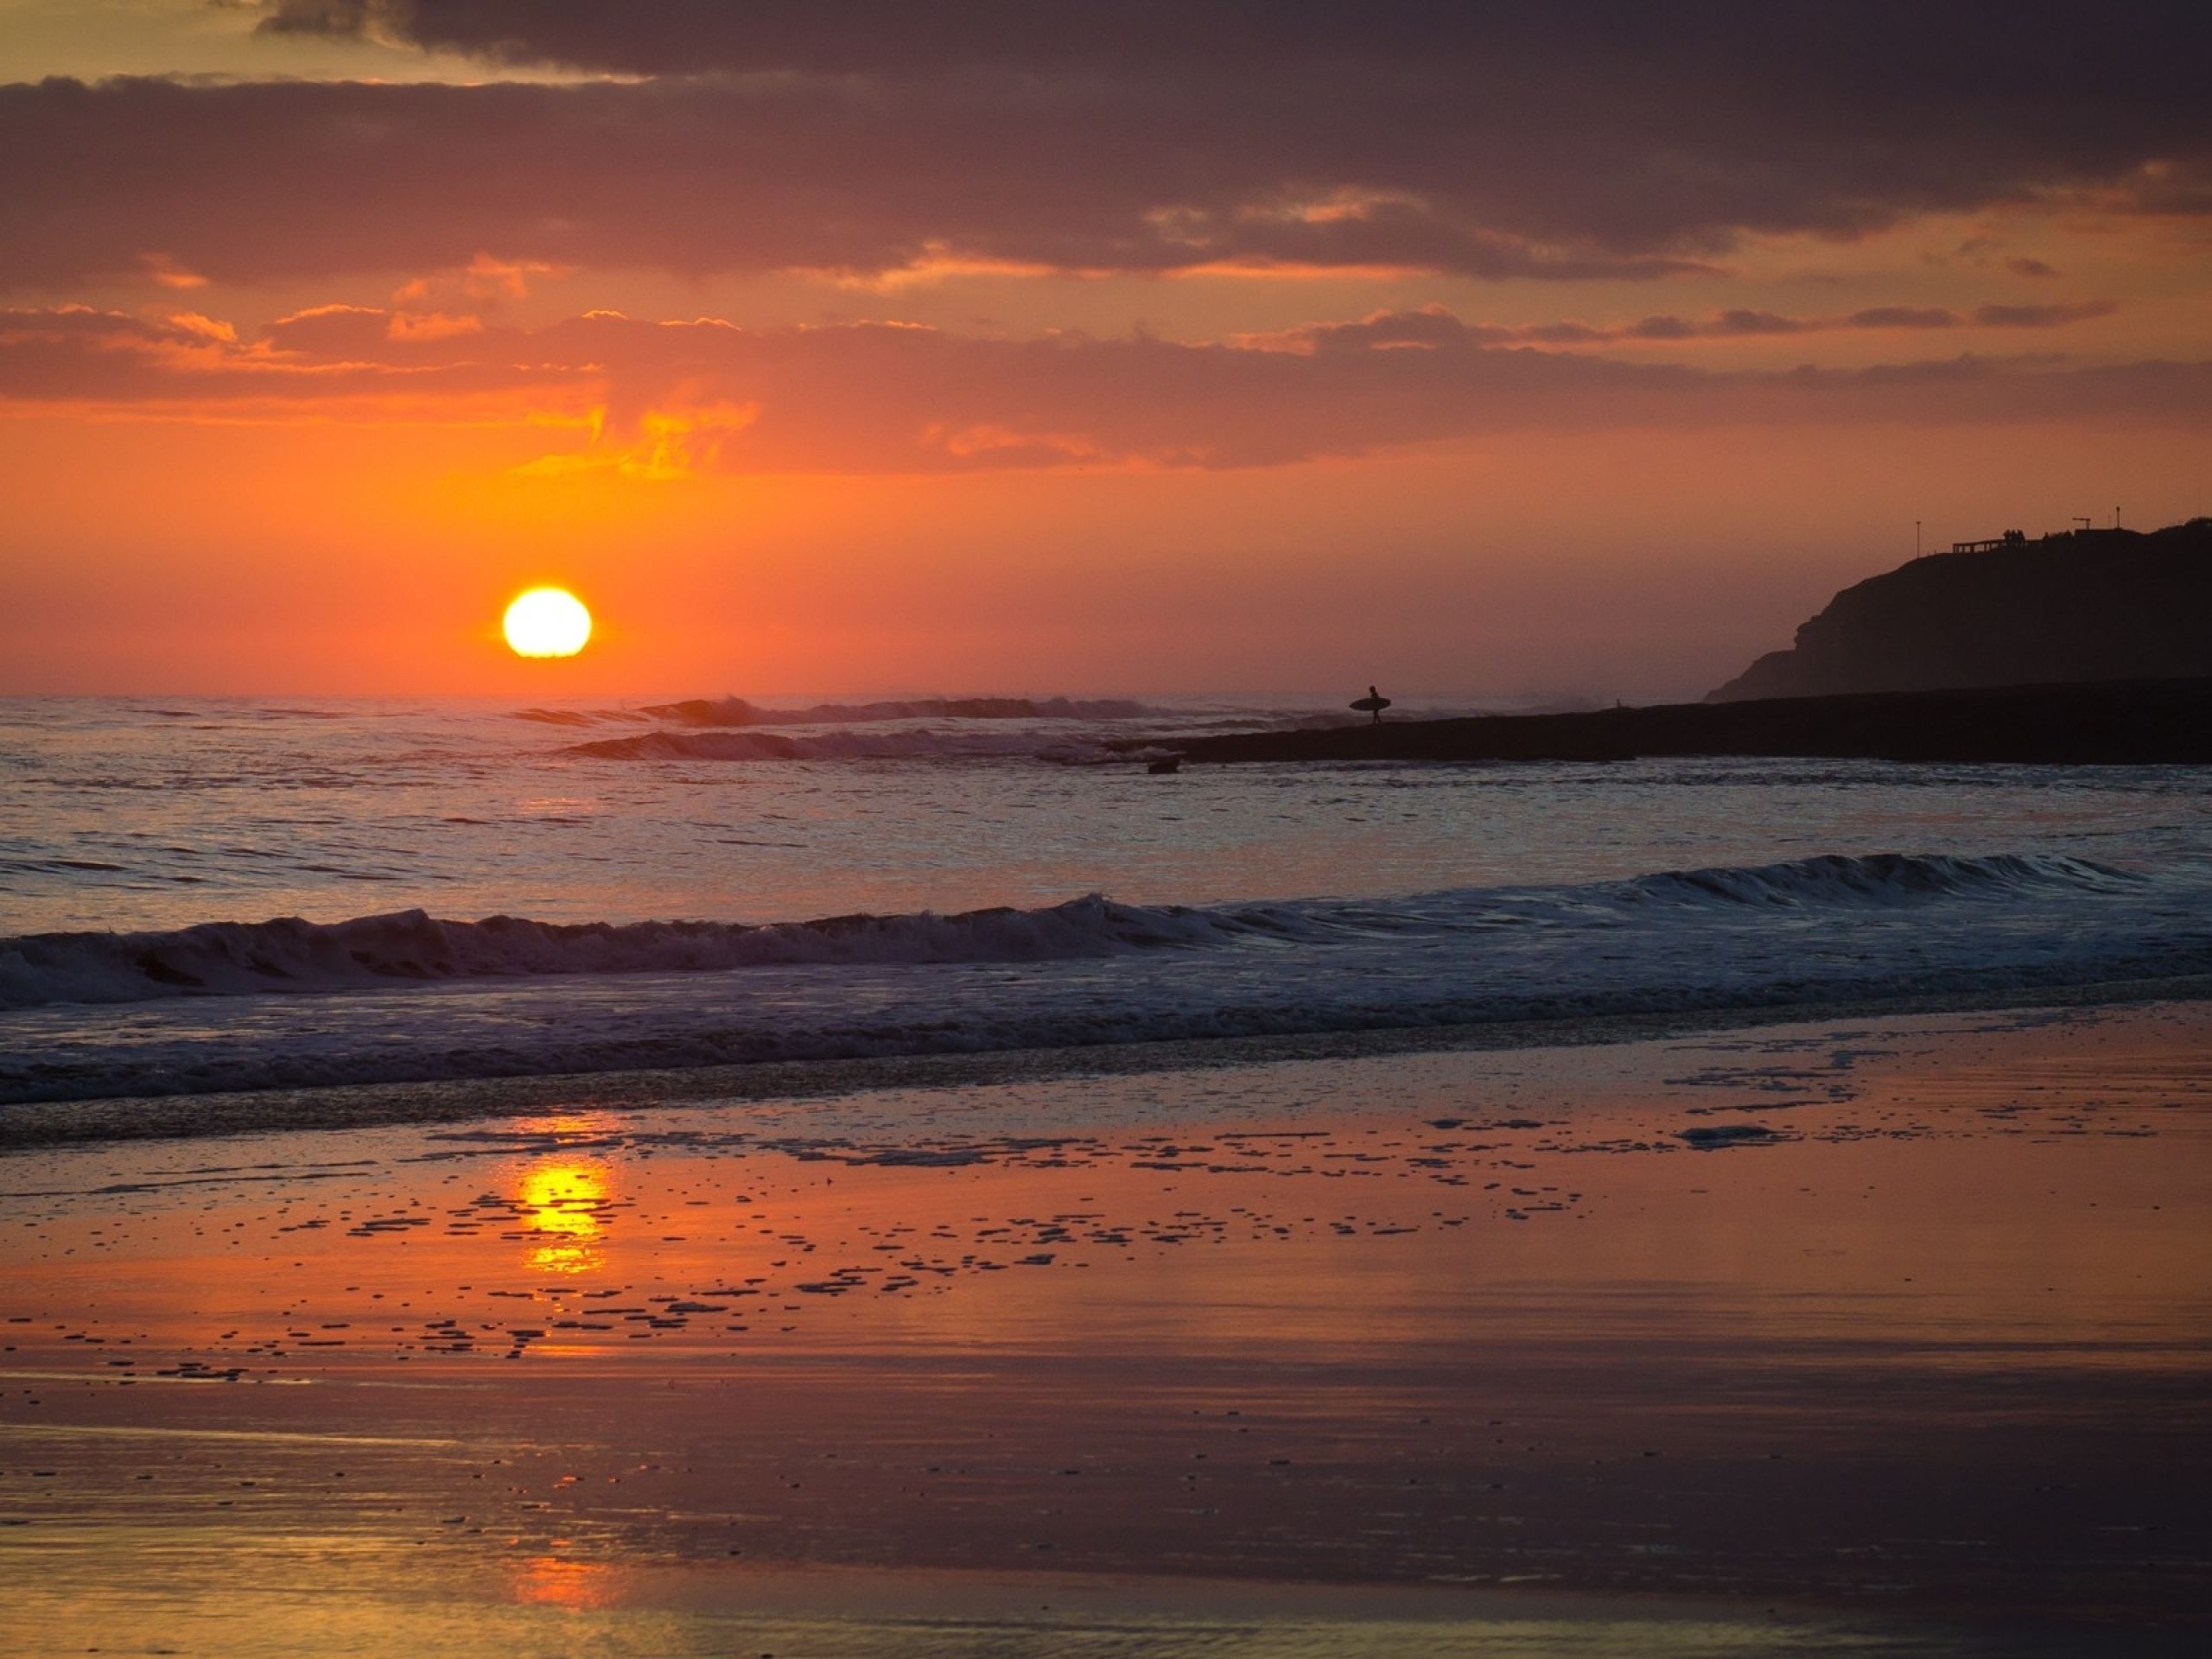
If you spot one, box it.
[1351,684,1392,725]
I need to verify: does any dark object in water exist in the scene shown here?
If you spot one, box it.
[1147,756,1182,774]
[1351,684,1393,724]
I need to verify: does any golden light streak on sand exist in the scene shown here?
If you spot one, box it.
[518,1159,611,1275]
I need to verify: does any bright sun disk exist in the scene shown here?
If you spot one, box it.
[504,587,593,658]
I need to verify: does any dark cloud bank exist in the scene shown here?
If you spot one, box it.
[2,3,2207,287]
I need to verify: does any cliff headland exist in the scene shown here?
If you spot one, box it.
[1153,518,2212,766]
[1709,518,2212,702]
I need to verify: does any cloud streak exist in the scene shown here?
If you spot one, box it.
[6,302,2206,476]
[1255,300,2122,350]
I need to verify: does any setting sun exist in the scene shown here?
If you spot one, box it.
[502,587,593,658]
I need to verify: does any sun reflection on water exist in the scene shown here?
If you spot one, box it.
[510,1554,616,1610]
[516,1159,611,1276]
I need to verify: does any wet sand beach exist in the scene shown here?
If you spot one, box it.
[3,1001,2208,1656]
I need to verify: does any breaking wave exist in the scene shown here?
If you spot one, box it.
[528,691,1465,761]
[7,849,2209,1105]
[0,895,1317,1010]
[1624,850,2139,906]
[0,852,2152,1013]
[642,695,1159,726]
[516,695,1162,731]
[563,728,1119,763]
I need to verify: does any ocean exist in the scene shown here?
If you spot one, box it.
[3,694,2210,1107]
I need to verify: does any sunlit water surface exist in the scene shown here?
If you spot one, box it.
[3,696,2209,1105]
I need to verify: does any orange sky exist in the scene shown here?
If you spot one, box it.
[2,2,2207,699]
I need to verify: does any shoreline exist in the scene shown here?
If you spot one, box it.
[1141,677,2212,766]
[5,999,2208,1650]
[3,1555,2182,1658]
[8,969,2209,1151]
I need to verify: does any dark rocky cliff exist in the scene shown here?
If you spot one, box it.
[1707,519,2212,702]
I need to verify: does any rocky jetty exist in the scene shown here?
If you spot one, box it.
[1153,679,2212,766]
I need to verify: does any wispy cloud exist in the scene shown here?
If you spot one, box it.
[5,302,2204,475]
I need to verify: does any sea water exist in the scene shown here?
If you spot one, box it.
[3,695,2209,1104]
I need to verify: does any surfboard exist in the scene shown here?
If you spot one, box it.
[1350,695,1392,714]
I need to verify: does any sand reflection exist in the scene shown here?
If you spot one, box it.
[6,1010,2209,1649]
[510,1554,618,1611]
[516,1159,612,1276]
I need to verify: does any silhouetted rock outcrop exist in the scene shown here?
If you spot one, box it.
[1148,679,2212,766]
[1708,519,2212,702]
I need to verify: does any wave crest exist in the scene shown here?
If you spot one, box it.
[649,695,1155,726]
[0,894,1309,1010]
[1624,851,2138,906]
[564,728,1117,763]
[538,694,1158,728]
[1,851,2152,1013]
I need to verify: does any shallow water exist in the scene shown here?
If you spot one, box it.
[5,696,2208,932]
[4,696,2211,1107]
